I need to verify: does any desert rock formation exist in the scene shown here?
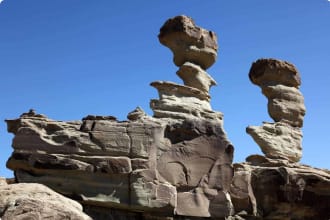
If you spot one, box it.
[2,16,330,220]
[151,15,220,121]
[246,59,306,162]
[230,155,330,220]
[4,15,234,219]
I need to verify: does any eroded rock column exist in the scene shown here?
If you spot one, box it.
[151,15,221,121]
[246,58,306,162]
[150,15,235,218]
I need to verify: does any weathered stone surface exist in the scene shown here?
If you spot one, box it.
[263,85,305,127]
[247,58,306,162]
[249,58,301,88]
[5,16,234,219]
[151,16,222,123]
[3,14,330,220]
[159,15,217,70]
[230,158,330,220]
[0,182,92,220]
[230,164,257,216]
[5,109,233,218]
[150,81,223,121]
[0,177,7,186]
[246,122,302,162]
[127,107,147,121]
[176,62,216,93]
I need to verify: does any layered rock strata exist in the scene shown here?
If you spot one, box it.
[246,59,306,162]
[4,15,328,220]
[151,15,220,121]
[230,156,330,220]
[5,15,234,219]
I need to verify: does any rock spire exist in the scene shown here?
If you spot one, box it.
[151,15,221,121]
[246,58,306,162]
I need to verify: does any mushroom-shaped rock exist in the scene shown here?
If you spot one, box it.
[247,58,306,163]
[159,15,218,70]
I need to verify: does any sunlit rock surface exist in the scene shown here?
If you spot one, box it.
[3,16,330,220]
[5,15,234,219]
[0,181,92,220]
[247,58,306,162]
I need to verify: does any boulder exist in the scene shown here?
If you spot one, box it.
[0,182,92,220]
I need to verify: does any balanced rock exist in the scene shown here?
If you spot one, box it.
[151,15,222,121]
[159,15,218,70]
[6,108,233,218]
[247,58,306,162]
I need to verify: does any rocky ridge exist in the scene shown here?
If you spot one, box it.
[2,15,330,220]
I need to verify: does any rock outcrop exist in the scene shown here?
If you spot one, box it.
[230,156,330,220]
[2,15,330,220]
[5,15,234,219]
[246,59,306,162]
[0,180,92,220]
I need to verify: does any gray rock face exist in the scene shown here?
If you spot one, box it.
[247,58,306,162]
[230,156,330,220]
[5,109,234,219]
[0,182,92,220]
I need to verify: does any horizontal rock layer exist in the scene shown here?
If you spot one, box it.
[6,112,234,218]
[247,59,306,163]
[150,81,223,121]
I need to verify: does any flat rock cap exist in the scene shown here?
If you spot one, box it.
[249,58,301,87]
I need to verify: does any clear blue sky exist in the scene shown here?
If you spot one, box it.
[1,1,330,177]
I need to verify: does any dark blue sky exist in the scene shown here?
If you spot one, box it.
[1,1,330,177]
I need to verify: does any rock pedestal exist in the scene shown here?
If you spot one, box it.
[151,15,221,122]
[246,59,306,162]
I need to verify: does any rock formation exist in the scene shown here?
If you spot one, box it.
[151,15,220,121]
[2,16,330,220]
[246,59,306,162]
[229,59,329,220]
[230,155,330,220]
[0,180,91,220]
[4,15,234,219]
